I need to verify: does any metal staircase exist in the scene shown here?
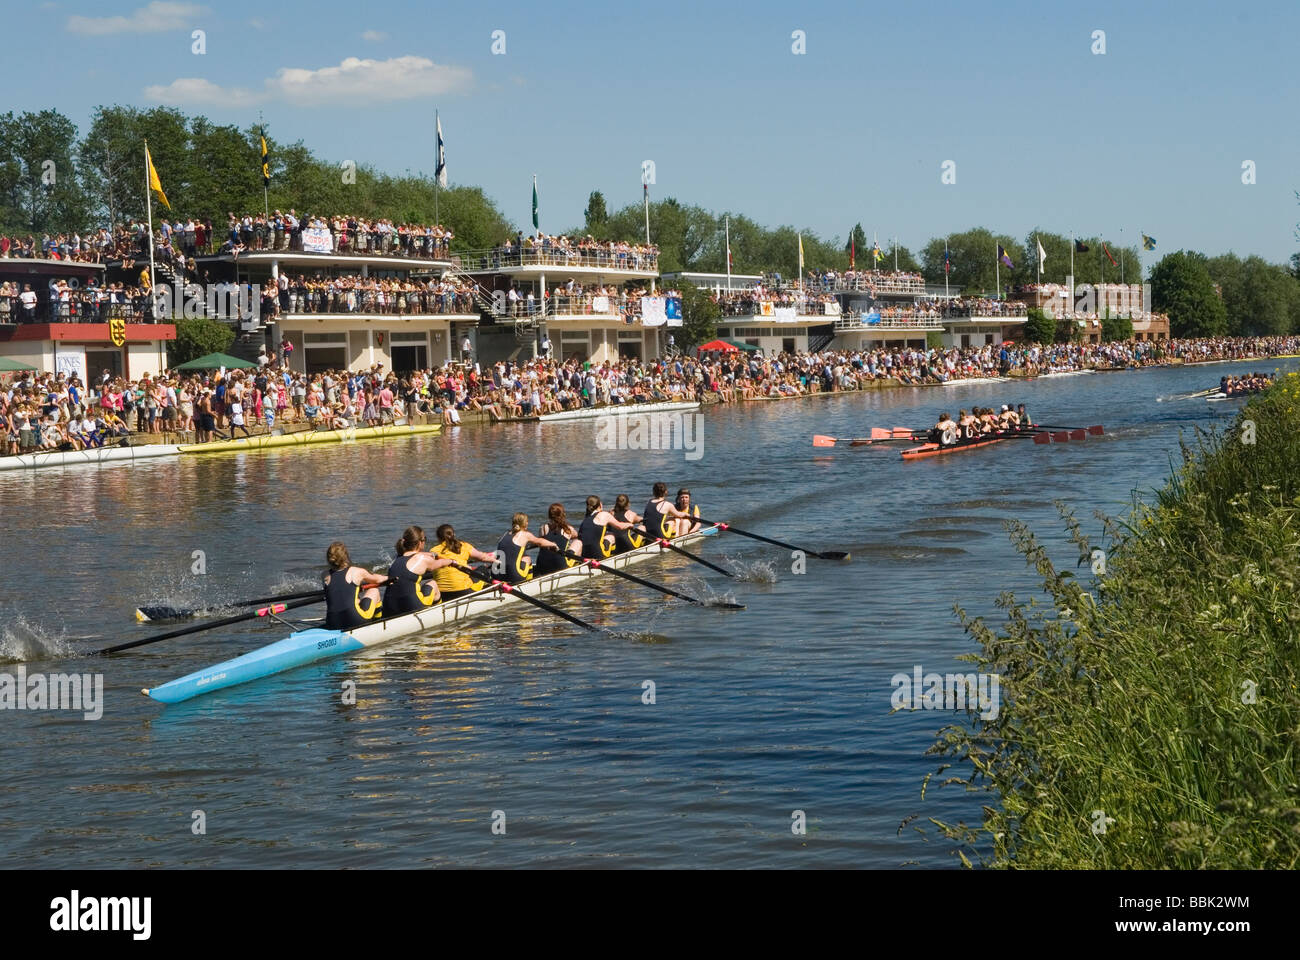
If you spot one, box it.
[441,261,537,344]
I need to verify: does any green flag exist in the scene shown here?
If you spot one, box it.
[531,175,539,230]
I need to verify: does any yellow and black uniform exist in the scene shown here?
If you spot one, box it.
[534,529,581,575]
[383,555,436,615]
[579,513,616,559]
[496,532,533,583]
[324,569,381,630]
[643,498,674,539]
[611,509,645,553]
[432,541,486,601]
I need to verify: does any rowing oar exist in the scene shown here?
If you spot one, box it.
[584,558,744,608]
[631,525,739,578]
[813,428,921,447]
[1030,424,1104,435]
[135,588,326,622]
[696,520,851,561]
[1032,429,1091,444]
[446,563,598,632]
[100,596,324,655]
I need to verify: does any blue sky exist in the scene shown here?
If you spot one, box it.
[10,0,1299,266]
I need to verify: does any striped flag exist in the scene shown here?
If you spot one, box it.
[1142,233,1156,251]
[998,245,1014,269]
[260,133,270,187]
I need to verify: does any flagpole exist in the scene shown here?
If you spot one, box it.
[434,111,440,226]
[1035,232,1040,287]
[944,237,949,300]
[1069,231,1075,319]
[259,115,269,219]
[145,140,156,319]
[996,242,1000,299]
[725,216,731,292]
[893,236,898,271]
[643,182,650,246]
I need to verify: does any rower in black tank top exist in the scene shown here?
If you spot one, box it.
[324,568,381,630]
[611,508,645,553]
[534,528,579,575]
[643,497,674,539]
[497,531,533,583]
[384,554,436,615]
[578,512,615,559]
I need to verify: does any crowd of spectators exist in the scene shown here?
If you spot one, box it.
[6,334,1300,457]
[467,233,659,272]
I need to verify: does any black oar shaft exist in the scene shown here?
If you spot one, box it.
[632,526,737,578]
[101,595,323,654]
[585,558,742,608]
[448,563,597,632]
[696,518,851,562]
[138,587,326,621]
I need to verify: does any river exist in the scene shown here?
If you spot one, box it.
[0,358,1284,867]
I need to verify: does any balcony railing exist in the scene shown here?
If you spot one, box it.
[819,276,929,295]
[456,246,659,273]
[282,287,476,316]
[717,299,842,318]
[0,295,161,324]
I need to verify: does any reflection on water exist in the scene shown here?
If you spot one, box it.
[0,358,1289,867]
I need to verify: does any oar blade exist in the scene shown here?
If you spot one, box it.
[1087,424,1105,435]
[812,434,839,447]
[815,551,852,561]
[1053,431,1069,443]
[1069,429,1086,441]
[1033,432,1051,444]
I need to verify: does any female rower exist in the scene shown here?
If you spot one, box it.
[1017,403,1031,428]
[496,512,558,583]
[579,496,635,560]
[931,412,958,446]
[955,408,977,440]
[536,503,584,575]
[610,495,645,553]
[643,482,691,540]
[431,523,497,601]
[673,489,702,537]
[384,526,455,615]
[324,541,388,630]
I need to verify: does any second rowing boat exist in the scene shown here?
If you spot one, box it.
[143,525,720,704]
[900,433,1013,460]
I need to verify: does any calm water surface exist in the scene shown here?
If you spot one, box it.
[0,359,1284,867]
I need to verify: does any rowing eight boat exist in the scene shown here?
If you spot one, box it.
[143,524,720,704]
[900,433,1012,460]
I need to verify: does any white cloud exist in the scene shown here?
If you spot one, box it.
[269,56,471,105]
[67,1,206,35]
[144,77,264,107]
[361,30,388,42]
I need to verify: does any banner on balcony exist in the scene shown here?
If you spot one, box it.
[592,295,611,313]
[824,301,842,315]
[302,227,333,253]
[759,301,774,316]
[640,296,667,327]
[773,306,798,323]
[665,296,682,327]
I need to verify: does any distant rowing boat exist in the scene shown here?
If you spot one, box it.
[143,524,720,704]
[177,421,441,454]
[0,442,182,473]
[539,400,699,423]
[900,433,1011,460]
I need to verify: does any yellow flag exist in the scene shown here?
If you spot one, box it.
[798,233,804,274]
[146,144,170,210]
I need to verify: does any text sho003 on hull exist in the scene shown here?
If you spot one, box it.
[143,525,720,704]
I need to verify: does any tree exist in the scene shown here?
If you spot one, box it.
[169,316,235,366]
[1024,307,1056,345]
[920,228,1028,295]
[1101,314,1134,341]
[584,190,607,230]
[676,282,719,348]
[846,223,868,263]
[0,109,93,235]
[1149,251,1228,337]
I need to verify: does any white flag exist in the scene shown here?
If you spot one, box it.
[1037,238,1047,271]
[435,112,447,188]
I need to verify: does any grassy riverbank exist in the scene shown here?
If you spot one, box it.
[931,374,1300,868]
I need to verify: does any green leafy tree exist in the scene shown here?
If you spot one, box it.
[1101,314,1134,341]
[676,281,719,348]
[920,228,1027,295]
[1207,253,1297,335]
[1024,307,1057,345]
[79,105,190,226]
[0,109,93,235]
[169,316,235,366]
[1149,251,1229,337]
[584,190,607,231]
[846,223,868,262]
